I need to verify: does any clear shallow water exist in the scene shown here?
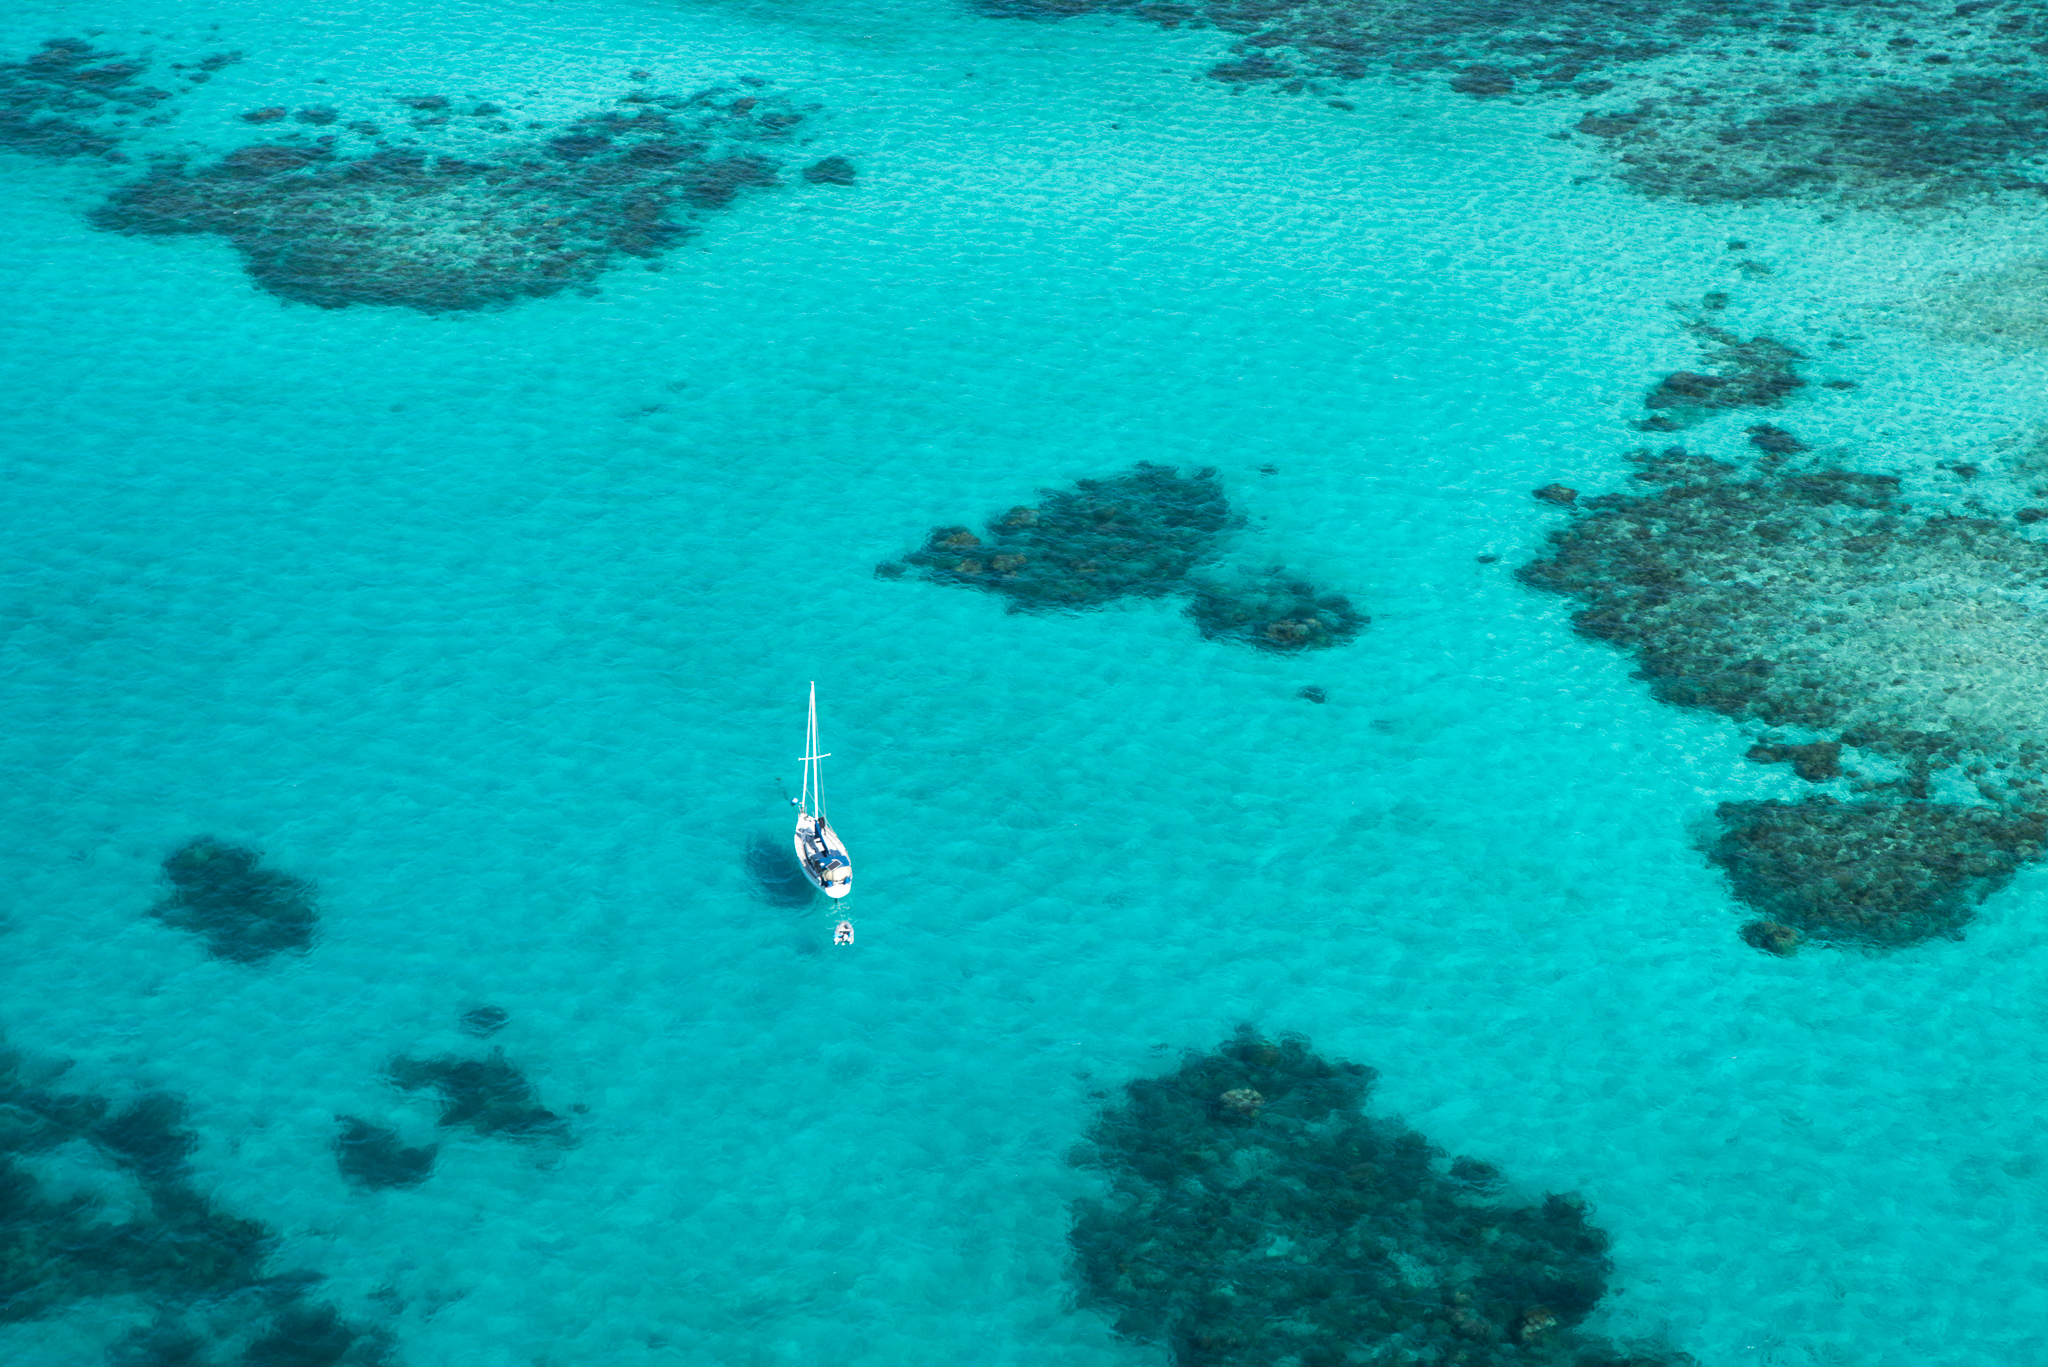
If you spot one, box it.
[7,0,2048,1363]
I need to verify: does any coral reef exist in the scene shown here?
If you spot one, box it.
[92,83,839,312]
[1711,798,2046,947]
[1549,9,2048,211]
[973,0,1792,96]
[150,838,318,966]
[1642,326,1804,421]
[0,1040,387,1359]
[241,1305,391,1367]
[388,1049,569,1142]
[0,37,168,159]
[1744,740,1841,783]
[1518,448,2048,778]
[1520,443,2048,947]
[972,1,2048,210]
[1070,1027,1690,1367]
[1596,75,2048,209]
[334,1117,437,1191]
[109,1300,392,1367]
[802,155,856,184]
[895,464,1364,650]
[1746,425,1809,456]
[903,464,1237,610]
[1184,568,1368,652]
[1738,919,1801,957]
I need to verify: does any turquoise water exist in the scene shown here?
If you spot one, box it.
[8,0,2048,1362]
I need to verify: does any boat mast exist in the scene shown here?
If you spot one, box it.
[800,681,830,823]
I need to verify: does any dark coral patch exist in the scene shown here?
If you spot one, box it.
[801,154,856,184]
[1071,1027,1691,1367]
[1518,455,1910,727]
[1745,740,1841,782]
[966,0,2048,211]
[92,84,808,312]
[242,1305,393,1367]
[1747,424,1810,455]
[0,1041,385,1357]
[1644,326,1804,417]
[0,37,168,160]
[0,1077,268,1319]
[903,463,1237,611]
[1449,64,1516,98]
[973,0,1793,98]
[1520,441,2048,949]
[1185,568,1368,651]
[389,1048,570,1141]
[151,837,318,965]
[334,1116,438,1190]
[676,152,780,208]
[899,465,1366,651]
[1738,919,1801,956]
[92,1092,202,1184]
[1605,77,2048,209]
[1710,799,2047,947]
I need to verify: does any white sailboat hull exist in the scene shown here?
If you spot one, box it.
[794,812,852,898]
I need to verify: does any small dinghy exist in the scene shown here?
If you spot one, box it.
[793,682,851,900]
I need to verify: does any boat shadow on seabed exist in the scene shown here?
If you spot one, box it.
[744,830,820,908]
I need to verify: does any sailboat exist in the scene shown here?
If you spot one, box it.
[793,682,852,900]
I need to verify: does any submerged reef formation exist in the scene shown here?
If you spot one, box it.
[1744,740,1840,783]
[1,35,855,312]
[333,1117,438,1191]
[1186,567,1368,652]
[1642,325,1804,426]
[1520,444,2048,948]
[975,0,1797,94]
[975,0,2048,209]
[1710,798,2047,947]
[903,464,1237,610]
[891,464,1365,650]
[93,83,825,311]
[1070,1028,1689,1367]
[1591,73,2048,209]
[356,1014,562,1181]
[388,1048,570,1142]
[150,837,318,966]
[0,1041,389,1361]
[0,37,169,160]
